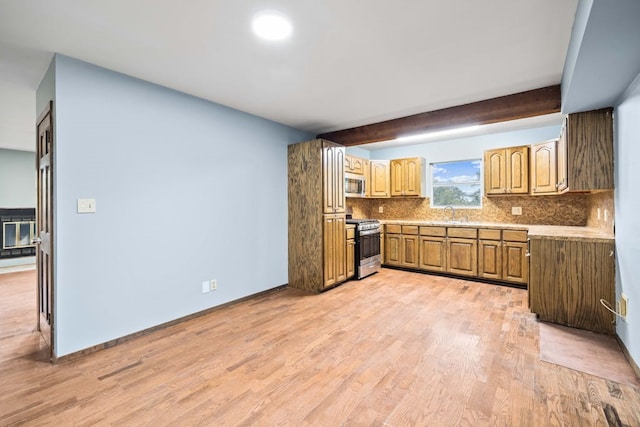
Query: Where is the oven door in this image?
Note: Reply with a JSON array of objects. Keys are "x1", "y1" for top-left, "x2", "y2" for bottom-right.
[{"x1": 359, "y1": 231, "x2": 380, "y2": 262}]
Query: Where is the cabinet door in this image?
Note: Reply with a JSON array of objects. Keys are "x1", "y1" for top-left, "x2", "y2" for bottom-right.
[
  {"x1": 502, "y1": 241, "x2": 528, "y2": 284},
  {"x1": 530, "y1": 140, "x2": 557, "y2": 194},
  {"x1": 419, "y1": 236, "x2": 446, "y2": 272},
  {"x1": 346, "y1": 239, "x2": 355, "y2": 279},
  {"x1": 506, "y1": 146, "x2": 529, "y2": 194},
  {"x1": 385, "y1": 234, "x2": 402, "y2": 266},
  {"x1": 370, "y1": 160, "x2": 390, "y2": 197},
  {"x1": 404, "y1": 158, "x2": 422, "y2": 196},
  {"x1": 566, "y1": 108, "x2": 614, "y2": 191},
  {"x1": 566, "y1": 241, "x2": 615, "y2": 334},
  {"x1": 322, "y1": 142, "x2": 345, "y2": 213},
  {"x1": 390, "y1": 159, "x2": 404, "y2": 196},
  {"x1": 484, "y1": 149, "x2": 506, "y2": 195},
  {"x1": 402, "y1": 235, "x2": 419, "y2": 268},
  {"x1": 528, "y1": 238, "x2": 569, "y2": 324},
  {"x1": 447, "y1": 238, "x2": 477, "y2": 277},
  {"x1": 478, "y1": 240, "x2": 502, "y2": 280},
  {"x1": 556, "y1": 118, "x2": 568, "y2": 192},
  {"x1": 363, "y1": 159, "x2": 371, "y2": 197},
  {"x1": 323, "y1": 214, "x2": 346, "y2": 288}
]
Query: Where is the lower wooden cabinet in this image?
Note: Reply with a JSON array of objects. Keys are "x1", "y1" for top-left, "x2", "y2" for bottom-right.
[
  {"x1": 384, "y1": 232, "x2": 418, "y2": 268},
  {"x1": 478, "y1": 239, "x2": 502, "y2": 281},
  {"x1": 419, "y1": 236, "x2": 447, "y2": 272},
  {"x1": 478, "y1": 229, "x2": 528, "y2": 285},
  {"x1": 346, "y1": 225, "x2": 355, "y2": 279},
  {"x1": 529, "y1": 237, "x2": 615, "y2": 334},
  {"x1": 385, "y1": 224, "x2": 528, "y2": 286},
  {"x1": 447, "y1": 238, "x2": 477, "y2": 277},
  {"x1": 323, "y1": 214, "x2": 346, "y2": 288}
]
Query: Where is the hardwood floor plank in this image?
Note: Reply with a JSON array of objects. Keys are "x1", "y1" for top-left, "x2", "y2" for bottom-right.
[{"x1": 1, "y1": 268, "x2": 639, "y2": 425}]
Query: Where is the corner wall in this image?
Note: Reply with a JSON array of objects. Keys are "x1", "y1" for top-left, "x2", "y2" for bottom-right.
[
  {"x1": 41, "y1": 55, "x2": 312, "y2": 356},
  {"x1": 614, "y1": 72, "x2": 640, "y2": 369}
]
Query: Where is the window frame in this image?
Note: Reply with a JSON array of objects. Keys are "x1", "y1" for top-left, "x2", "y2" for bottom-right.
[{"x1": 430, "y1": 159, "x2": 483, "y2": 209}]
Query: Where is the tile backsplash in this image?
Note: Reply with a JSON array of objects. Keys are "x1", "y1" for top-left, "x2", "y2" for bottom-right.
[{"x1": 347, "y1": 191, "x2": 613, "y2": 228}]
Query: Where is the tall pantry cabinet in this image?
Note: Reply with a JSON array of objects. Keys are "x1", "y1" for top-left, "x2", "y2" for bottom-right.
[{"x1": 289, "y1": 139, "x2": 347, "y2": 293}]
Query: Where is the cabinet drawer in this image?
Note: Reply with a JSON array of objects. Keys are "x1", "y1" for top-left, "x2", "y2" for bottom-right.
[
  {"x1": 386, "y1": 224, "x2": 402, "y2": 234},
  {"x1": 420, "y1": 226, "x2": 446, "y2": 237},
  {"x1": 478, "y1": 229, "x2": 501, "y2": 240},
  {"x1": 346, "y1": 226, "x2": 355, "y2": 240},
  {"x1": 402, "y1": 225, "x2": 419, "y2": 235},
  {"x1": 447, "y1": 227, "x2": 477, "y2": 239},
  {"x1": 503, "y1": 230, "x2": 528, "y2": 242}
]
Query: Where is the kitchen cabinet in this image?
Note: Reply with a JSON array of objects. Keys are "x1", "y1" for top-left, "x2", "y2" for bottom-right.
[
  {"x1": 530, "y1": 108, "x2": 613, "y2": 195},
  {"x1": 345, "y1": 154, "x2": 366, "y2": 175},
  {"x1": 529, "y1": 237, "x2": 615, "y2": 334},
  {"x1": 288, "y1": 139, "x2": 347, "y2": 293},
  {"x1": 530, "y1": 140, "x2": 557, "y2": 194},
  {"x1": 369, "y1": 160, "x2": 390, "y2": 198},
  {"x1": 478, "y1": 229, "x2": 529, "y2": 284},
  {"x1": 346, "y1": 224, "x2": 355, "y2": 280},
  {"x1": 484, "y1": 146, "x2": 529, "y2": 195},
  {"x1": 385, "y1": 230, "x2": 402, "y2": 266},
  {"x1": 478, "y1": 229, "x2": 502, "y2": 281},
  {"x1": 323, "y1": 141, "x2": 346, "y2": 214},
  {"x1": 384, "y1": 225, "x2": 418, "y2": 268},
  {"x1": 419, "y1": 226, "x2": 447, "y2": 272},
  {"x1": 390, "y1": 157, "x2": 425, "y2": 197},
  {"x1": 446, "y1": 227, "x2": 478, "y2": 277},
  {"x1": 323, "y1": 214, "x2": 347, "y2": 288},
  {"x1": 559, "y1": 108, "x2": 614, "y2": 192}
]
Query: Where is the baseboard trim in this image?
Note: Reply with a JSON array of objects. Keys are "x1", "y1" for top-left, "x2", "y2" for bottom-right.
[
  {"x1": 55, "y1": 284, "x2": 289, "y2": 364},
  {"x1": 616, "y1": 334, "x2": 640, "y2": 381}
]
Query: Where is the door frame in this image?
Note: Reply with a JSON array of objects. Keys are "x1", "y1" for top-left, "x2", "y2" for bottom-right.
[{"x1": 36, "y1": 101, "x2": 54, "y2": 361}]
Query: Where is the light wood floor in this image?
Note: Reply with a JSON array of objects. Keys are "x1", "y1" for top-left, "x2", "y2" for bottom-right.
[{"x1": 1, "y1": 269, "x2": 639, "y2": 425}]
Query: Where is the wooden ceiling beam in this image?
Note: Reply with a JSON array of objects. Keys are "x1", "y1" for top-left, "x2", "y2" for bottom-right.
[{"x1": 317, "y1": 85, "x2": 561, "y2": 146}]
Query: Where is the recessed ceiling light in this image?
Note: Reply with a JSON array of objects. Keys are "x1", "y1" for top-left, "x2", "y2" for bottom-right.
[{"x1": 252, "y1": 11, "x2": 293, "y2": 41}]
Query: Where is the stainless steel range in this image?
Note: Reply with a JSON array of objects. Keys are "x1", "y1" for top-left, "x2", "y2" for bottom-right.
[{"x1": 346, "y1": 219, "x2": 381, "y2": 279}]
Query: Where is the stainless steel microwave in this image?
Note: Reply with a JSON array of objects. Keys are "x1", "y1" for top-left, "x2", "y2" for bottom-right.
[{"x1": 345, "y1": 173, "x2": 366, "y2": 197}]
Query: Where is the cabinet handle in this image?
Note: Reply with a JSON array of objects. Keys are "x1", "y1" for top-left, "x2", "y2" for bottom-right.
[
  {"x1": 610, "y1": 250, "x2": 614, "y2": 257},
  {"x1": 525, "y1": 251, "x2": 531, "y2": 257}
]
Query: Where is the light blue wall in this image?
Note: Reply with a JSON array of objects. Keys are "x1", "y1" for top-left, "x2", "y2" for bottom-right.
[
  {"x1": 42, "y1": 55, "x2": 312, "y2": 356},
  {"x1": 349, "y1": 125, "x2": 560, "y2": 197},
  {"x1": 0, "y1": 148, "x2": 36, "y2": 208},
  {"x1": 614, "y1": 72, "x2": 640, "y2": 367}
]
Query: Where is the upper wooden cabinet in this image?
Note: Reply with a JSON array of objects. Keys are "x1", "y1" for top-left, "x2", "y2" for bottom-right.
[
  {"x1": 345, "y1": 154, "x2": 366, "y2": 175},
  {"x1": 530, "y1": 140, "x2": 558, "y2": 195},
  {"x1": 530, "y1": 108, "x2": 613, "y2": 195},
  {"x1": 390, "y1": 157, "x2": 425, "y2": 197},
  {"x1": 484, "y1": 146, "x2": 529, "y2": 195},
  {"x1": 369, "y1": 160, "x2": 390, "y2": 198},
  {"x1": 322, "y1": 141, "x2": 345, "y2": 214},
  {"x1": 561, "y1": 108, "x2": 614, "y2": 192}
]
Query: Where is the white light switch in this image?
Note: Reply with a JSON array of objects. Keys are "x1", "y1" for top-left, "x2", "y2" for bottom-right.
[
  {"x1": 511, "y1": 206, "x2": 522, "y2": 215},
  {"x1": 77, "y1": 198, "x2": 97, "y2": 214}
]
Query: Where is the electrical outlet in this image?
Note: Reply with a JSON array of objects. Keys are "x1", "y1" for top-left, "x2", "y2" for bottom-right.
[
  {"x1": 210, "y1": 280, "x2": 217, "y2": 291},
  {"x1": 201, "y1": 281, "x2": 210, "y2": 294},
  {"x1": 379, "y1": 206, "x2": 384, "y2": 213},
  {"x1": 511, "y1": 206, "x2": 522, "y2": 215},
  {"x1": 620, "y1": 293, "x2": 629, "y2": 320}
]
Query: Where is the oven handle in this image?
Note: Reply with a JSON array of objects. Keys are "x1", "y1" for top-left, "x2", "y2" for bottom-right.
[{"x1": 358, "y1": 229, "x2": 381, "y2": 236}]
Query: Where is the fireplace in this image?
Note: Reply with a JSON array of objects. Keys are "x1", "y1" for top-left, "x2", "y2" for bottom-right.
[{"x1": 0, "y1": 208, "x2": 36, "y2": 259}]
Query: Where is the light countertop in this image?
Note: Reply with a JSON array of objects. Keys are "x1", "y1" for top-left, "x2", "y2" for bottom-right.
[{"x1": 379, "y1": 220, "x2": 614, "y2": 242}]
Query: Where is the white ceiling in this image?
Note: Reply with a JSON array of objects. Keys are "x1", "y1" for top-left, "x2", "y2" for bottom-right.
[{"x1": 0, "y1": 0, "x2": 578, "y2": 152}]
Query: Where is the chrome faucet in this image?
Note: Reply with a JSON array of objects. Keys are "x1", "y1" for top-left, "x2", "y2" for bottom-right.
[{"x1": 443, "y1": 205, "x2": 456, "y2": 222}]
